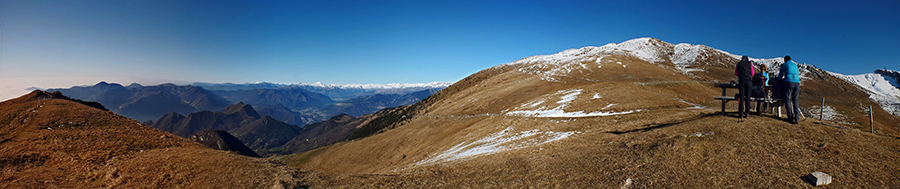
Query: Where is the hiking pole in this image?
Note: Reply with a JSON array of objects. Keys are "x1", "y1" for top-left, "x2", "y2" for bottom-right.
[
  {"x1": 799, "y1": 106, "x2": 807, "y2": 121},
  {"x1": 739, "y1": 97, "x2": 744, "y2": 122}
]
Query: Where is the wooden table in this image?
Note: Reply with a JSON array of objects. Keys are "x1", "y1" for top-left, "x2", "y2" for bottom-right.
[{"x1": 713, "y1": 82, "x2": 784, "y2": 115}]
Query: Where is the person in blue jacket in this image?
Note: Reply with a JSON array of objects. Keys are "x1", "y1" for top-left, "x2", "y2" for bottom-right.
[
  {"x1": 759, "y1": 64, "x2": 769, "y2": 91},
  {"x1": 753, "y1": 64, "x2": 770, "y2": 113},
  {"x1": 778, "y1": 55, "x2": 801, "y2": 124}
]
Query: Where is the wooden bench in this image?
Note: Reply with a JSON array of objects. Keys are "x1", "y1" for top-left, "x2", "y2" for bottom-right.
[{"x1": 713, "y1": 83, "x2": 787, "y2": 116}]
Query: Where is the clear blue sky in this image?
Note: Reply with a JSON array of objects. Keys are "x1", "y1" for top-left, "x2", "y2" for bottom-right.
[{"x1": 2, "y1": 0, "x2": 898, "y2": 86}]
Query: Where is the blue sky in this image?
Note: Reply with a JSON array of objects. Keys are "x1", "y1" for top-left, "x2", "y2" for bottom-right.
[{"x1": 2, "y1": 0, "x2": 898, "y2": 87}]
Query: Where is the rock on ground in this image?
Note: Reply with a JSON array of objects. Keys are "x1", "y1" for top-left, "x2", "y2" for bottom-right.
[{"x1": 806, "y1": 171, "x2": 832, "y2": 186}]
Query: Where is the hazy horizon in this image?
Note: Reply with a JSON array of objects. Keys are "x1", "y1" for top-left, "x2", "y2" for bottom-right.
[
  {"x1": 0, "y1": 77, "x2": 455, "y2": 101},
  {"x1": 2, "y1": 0, "x2": 899, "y2": 100}
]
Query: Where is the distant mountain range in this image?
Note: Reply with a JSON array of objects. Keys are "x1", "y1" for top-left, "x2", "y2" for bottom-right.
[
  {"x1": 148, "y1": 102, "x2": 304, "y2": 156},
  {"x1": 49, "y1": 82, "x2": 231, "y2": 122},
  {"x1": 48, "y1": 81, "x2": 448, "y2": 126},
  {"x1": 43, "y1": 81, "x2": 446, "y2": 156},
  {"x1": 148, "y1": 101, "x2": 404, "y2": 156},
  {"x1": 318, "y1": 88, "x2": 439, "y2": 117},
  {"x1": 192, "y1": 81, "x2": 452, "y2": 101}
]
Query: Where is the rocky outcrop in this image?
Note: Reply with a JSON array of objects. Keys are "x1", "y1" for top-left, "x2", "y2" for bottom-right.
[
  {"x1": 149, "y1": 102, "x2": 303, "y2": 156},
  {"x1": 15, "y1": 90, "x2": 109, "y2": 111},
  {"x1": 189, "y1": 129, "x2": 260, "y2": 157}
]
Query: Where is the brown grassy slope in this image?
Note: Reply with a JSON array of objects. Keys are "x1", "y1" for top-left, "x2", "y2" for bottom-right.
[
  {"x1": 283, "y1": 49, "x2": 900, "y2": 188},
  {"x1": 287, "y1": 54, "x2": 702, "y2": 174},
  {"x1": 281, "y1": 113, "x2": 373, "y2": 153},
  {"x1": 284, "y1": 106, "x2": 900, "y2": 188},
  {"x1": 0, "y1": 91, "x2": 346, "y2": 188},
  {"x1": 341, "y1": 112, "x2": 900, "y2": 188}
]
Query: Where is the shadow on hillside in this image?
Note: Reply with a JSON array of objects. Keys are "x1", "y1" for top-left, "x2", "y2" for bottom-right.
[
  {"x1": 608, "y1": 113, "x2": 718, "y2": 135},
  {"x1": 608, "y1": 110, "x2": 805, "y2": 135},
  {"x1": 724, "y1": 110, "x2": 797, "y2": 124}
]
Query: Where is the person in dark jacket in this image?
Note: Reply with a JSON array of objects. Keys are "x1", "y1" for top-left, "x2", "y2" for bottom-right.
[
  {"x1": 753, "y1": 64, "x2": 770, "y2": 113},
  {"x1": 778, "y1": 55, "x2": 801, "y2": 124},
  {"x1": 734, "y1": 56, "x2": 755, "y2": 119}
]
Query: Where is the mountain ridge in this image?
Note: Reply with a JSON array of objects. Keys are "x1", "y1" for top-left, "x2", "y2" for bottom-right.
[
  {"x1": 189, "y1": 129, "x2": 261, "y2": 157},
  {"x1": 148, "y1": 102, "x2": 304, "y2": 156},
  {"x1": 282, "y1": 37, "x2": 900, "y2": 188},
  {"x1": 829, "y1": 68, "x2": 900, "y2": 116},
  {"x1": 49, "y1": 82, "x2": 444, "y2": 126},
  {"x1": 48, "y1": 82, "x2": 231, "y2": 122},
  {"x1": 0, "y1": 90, "x2": 323, "y2": 188},
  {"x1": 193, "y1": 81, "x2": 451, "y2": 101}
]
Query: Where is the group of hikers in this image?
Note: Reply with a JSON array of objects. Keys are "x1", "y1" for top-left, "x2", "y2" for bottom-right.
[{"x1": 734, "y1": 55, "x2": 801, "y2": 124}]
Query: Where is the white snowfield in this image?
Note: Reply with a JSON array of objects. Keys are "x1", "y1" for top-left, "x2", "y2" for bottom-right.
[
  {"x1": 505, "y1": 89, "x2": 642, "y2": 117},
  {"x1": 829, "y1": 71, "x2": 900, "y2": 116},
  {"x1": 415, "y1": 126, "x2": 576, "y2": 166}
]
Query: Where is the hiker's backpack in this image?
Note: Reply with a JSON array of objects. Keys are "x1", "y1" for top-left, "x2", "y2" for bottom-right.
[
  {"x1": 770, "y1": 77, "x2": 784, "y2": 99},
  {"x1": 751, "y1": 73, "x2": 767, "y2": 98},
  {"x1": 767, "y1": 74, "x2": 779, "y2": 86}
]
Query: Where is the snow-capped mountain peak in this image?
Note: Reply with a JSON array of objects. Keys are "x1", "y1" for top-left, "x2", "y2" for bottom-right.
[
  {"x1": 830, "y1": 69, "x2": 900, "y2": 116},
  {"x1": 597, "y1": 37, "x2": 674, "y2": 63},
  {"x1": 500, "y1": 37, "x2": 832, "y2": 83},
  {"x1": 502, "y1": 37, "x2": 779, "y2": 81},
  {"x1": 498, "y1": 37, "x2": 898, "y2": 117}
]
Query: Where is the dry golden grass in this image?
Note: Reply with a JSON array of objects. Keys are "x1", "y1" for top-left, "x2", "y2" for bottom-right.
[
  {"x1": 285, "y1": 54, "x2": 900, "y2": 188},
  {"x1": 0, "y1": 91, "x2": 358, "y2": 188},
  {"x1": 4, "y1": 46, "x2": 899, "y2": 188},
  {"x1": 289, "y1": 109, "x2": 900, "y2": 188}
]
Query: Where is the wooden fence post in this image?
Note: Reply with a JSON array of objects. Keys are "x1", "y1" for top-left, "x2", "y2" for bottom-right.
[
  {"x1": 870, "y1": 105, "x2": 874, "y2": 134},
  {"x1": 820, "y1": 98, "x2": 824, "y2": 121}
]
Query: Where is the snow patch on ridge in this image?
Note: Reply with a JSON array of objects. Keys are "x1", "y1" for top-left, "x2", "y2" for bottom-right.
[
  {"x1": 829, "y1": 71, "x2": 900, "y2": 116},
  {"x1": 597, "y1": 37, "x2": 672, "y2": 63},
  {"x1": 501, "y1": 38, "x2": 755, "y2": 81},
  {"x1": 556, "y1": 89, "x2": 581, "y2": 104},
  {"x1": 507, "y1": 49, "x2": 608, "y2": 82},
  {"x1": 670, "y1": 43, "x2": 724, "y2": 73},
  {"x1": 807, "y1": 105, "x2": 857, "y2": 125},
  {"x1": 415, "y1": 126, "x2": 576, "y2": 166},
  {"x1": 676, "y1": 98, "x2": 707, "y2": 109},
  {"x1": 502, "y1": 37, "x2": 678, "y2": 82},
  {"x1": 505, "y1": 89, "x2": 642, "y2": 117},
  {"x1": 498, "y1": 37, "x2": 823, "y2": 85},
  {"x1": 507, "y1": 107, "x2": 641, "y2": 118},
  {"x1": 601, "y1": 103, "x2": 616, "y2": 110}
]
